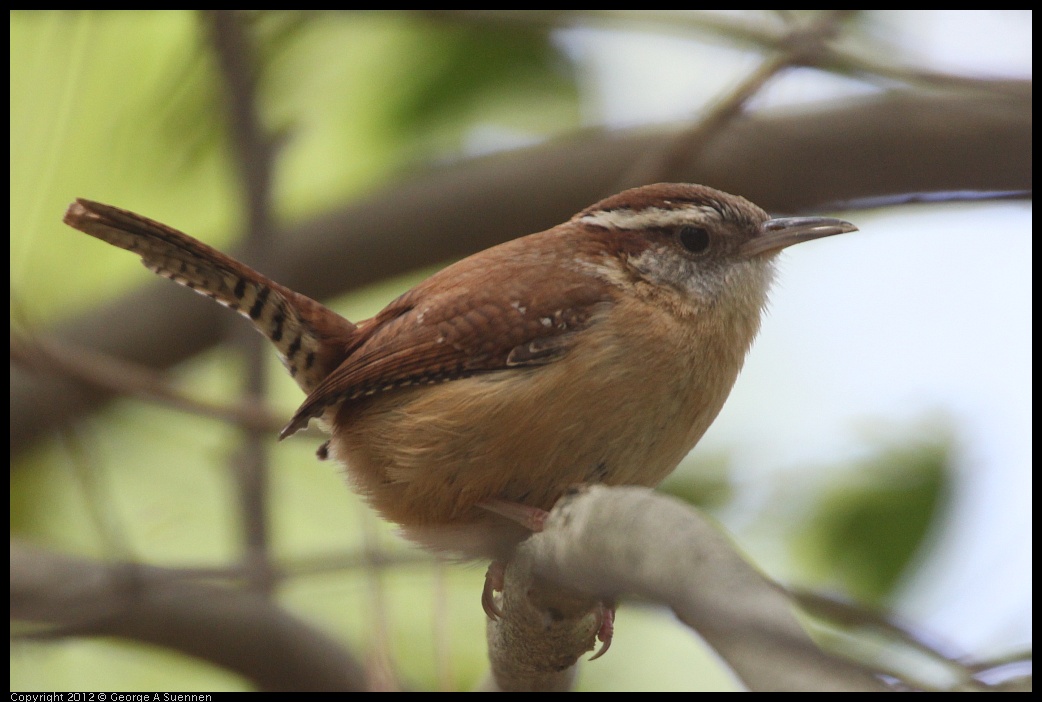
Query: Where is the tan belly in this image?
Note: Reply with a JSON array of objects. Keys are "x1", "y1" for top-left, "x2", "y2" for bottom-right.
[{"x1": 327, "y1": 309, "x2": 744, "y2": 558}]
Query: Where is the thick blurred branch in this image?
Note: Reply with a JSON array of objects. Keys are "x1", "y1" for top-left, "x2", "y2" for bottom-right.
[
  {"x1": 11, "y1": 85, "x2": 1031, "y2": 456},
  {"x1": 482, "y1": 486, "x2": 891, "y2": 691},
  {"x1": 10, "y1": 540, "x2": 367, "y2": 691}
]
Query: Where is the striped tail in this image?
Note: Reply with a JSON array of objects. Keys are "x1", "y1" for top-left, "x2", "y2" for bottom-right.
[{"x1": 63, "y1": 199, "x2": 355, "y2": 394}]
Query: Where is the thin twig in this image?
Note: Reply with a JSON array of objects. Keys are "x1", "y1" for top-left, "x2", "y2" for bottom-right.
[
  {"x1": 10, "y1": 333, "x2": 285, "y2": 434},
  {"x1": 620, "y1": 10, "x2": 857, "y2": 188},
  {"x1": 430, "y1": 10, "x2": 1026, "y2": 97},
  {"x1": 203, "y1": 10, "x2": 280, "y2": 594}
]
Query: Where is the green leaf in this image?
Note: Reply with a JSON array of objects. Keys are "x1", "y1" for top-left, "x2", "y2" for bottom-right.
[{"x1": 794, "y1": 434, "x2": 952, "y2": 604}]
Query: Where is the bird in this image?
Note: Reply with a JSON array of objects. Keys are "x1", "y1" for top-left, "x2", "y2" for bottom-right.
[{"x1": 64, "y1": 183, "x2": 855, "y2": 644}]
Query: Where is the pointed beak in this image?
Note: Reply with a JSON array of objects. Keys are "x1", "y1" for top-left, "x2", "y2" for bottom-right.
[{"x1": 742, "y1": 216, "x2": 858, "y2": 257}]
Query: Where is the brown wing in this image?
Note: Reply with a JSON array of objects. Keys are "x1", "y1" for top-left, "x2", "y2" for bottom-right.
[{"x1": 279, "y1": 239, "x2": 616, "y2": 439}]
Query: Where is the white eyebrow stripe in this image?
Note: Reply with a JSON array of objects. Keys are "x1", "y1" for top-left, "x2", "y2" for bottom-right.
[{"x1": 578, "y1": 205, "x2": 721, "y2": 230}]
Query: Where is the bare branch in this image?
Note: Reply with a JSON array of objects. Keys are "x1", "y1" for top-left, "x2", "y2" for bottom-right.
[
  {"x1": 496, "y1": 486, "x2": 891, "y2": 691},
  {"x1": 482, "y1": 555, "x2": 593, "y2": 691},
  {"x1": 622, "y1": 10, "x2": 858, "y2": 187},
  {"x1": 10, "y1": 333, "x2": 284, "y2": 434},
  {"x1": 10, "y1": 541, "x2": 368, "y2": 692},
  {"x1": 430, "y1": 10, "x2": 1027, "y2": 96},
  {"x1": 203, "y1": 10, "x2": 280, "y2": 593}
]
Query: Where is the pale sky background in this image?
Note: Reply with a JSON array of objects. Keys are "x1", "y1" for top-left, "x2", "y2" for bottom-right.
[{"x1": 557, "y1": 10, "x2": 1032, "y2": 657}]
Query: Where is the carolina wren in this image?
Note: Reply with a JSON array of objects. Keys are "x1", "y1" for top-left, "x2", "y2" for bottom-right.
[{"x1": 63, "y1": 184, "x2": 856, "y2": 559}]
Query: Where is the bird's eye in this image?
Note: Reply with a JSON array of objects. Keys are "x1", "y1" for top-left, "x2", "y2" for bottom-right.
[{"x1": 677, "y1": 226, "x2": 710, "y2": 254}]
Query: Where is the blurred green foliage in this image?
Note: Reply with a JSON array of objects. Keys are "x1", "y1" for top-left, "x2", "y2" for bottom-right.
[
  {"x1": 11, "y1": 11, "x2": 584, "y2": 691},
  {"x1": 10, "y1": 11, "x2": 581, "y2": 321},
  {"x1": 794, "y1": 432, "x2": 952, "y2": 604}
]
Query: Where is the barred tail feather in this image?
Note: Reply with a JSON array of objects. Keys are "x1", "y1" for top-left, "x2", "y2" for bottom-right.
[{"x1": 63, "y1": 199, "x2": 354, "y2": 393}]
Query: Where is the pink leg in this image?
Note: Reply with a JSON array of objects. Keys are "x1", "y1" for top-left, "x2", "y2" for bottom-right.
[{"x1": 477, "y1": 499, "x2": 549, "y2": 532}]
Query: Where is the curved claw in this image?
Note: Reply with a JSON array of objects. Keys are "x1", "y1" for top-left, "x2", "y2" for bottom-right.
[
  {"x1": 589, "y1": 602, "x2": 615, "y2": 661},
  {"x1": 482, "y1": 561, "x2": 505, "y2": 620}
]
